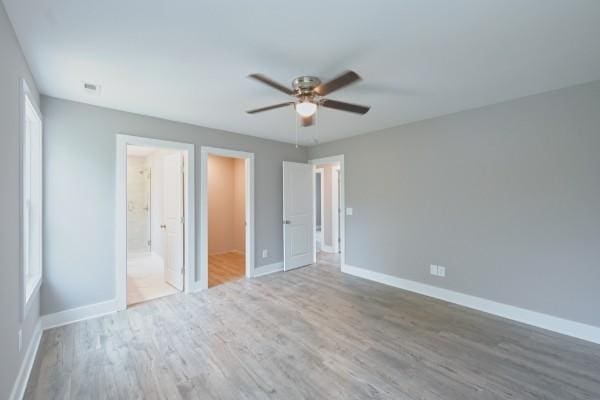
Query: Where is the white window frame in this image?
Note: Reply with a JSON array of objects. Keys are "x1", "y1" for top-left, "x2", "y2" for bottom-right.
[{"x1": 21, "y1": 78, "x2": 43, "y2": 316}]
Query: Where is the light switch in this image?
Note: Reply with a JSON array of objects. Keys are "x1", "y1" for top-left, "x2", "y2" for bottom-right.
[{"x1": 346, "y1": 207, "x2": 353, "y2": 215}]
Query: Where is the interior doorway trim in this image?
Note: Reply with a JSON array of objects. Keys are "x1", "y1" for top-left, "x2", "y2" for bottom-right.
[
  {"x1": 115, "y1": 134, "x2": 196, "y2": 311},
  {"x1": 200, "y1": 146, "x2": 255, "y2": 290},
  {"x1": 314, "y1": 167, "x2": 325, "y2": 253},
  {"x1": 309, "y1": 155, "x2": 345, "y2": 267},
  {"x1": 331, "y1": 165, "x2": 341, "y2": 254}
]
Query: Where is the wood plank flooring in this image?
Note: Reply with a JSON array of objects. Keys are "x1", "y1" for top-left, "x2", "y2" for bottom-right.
[
  {"x1": 25, "y1": 261, "x2": 600, "y2": 399},
  {"x1": 316, "y1": 251, "x2": 340, "y2": 266},
  {"x1": 208, "y1": 251, "x2": 245, "y2": 288}
]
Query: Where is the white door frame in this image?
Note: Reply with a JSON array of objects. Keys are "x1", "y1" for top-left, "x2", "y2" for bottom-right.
[
  {"x1": 116, "y1": 134, "x2": 196, "y2": 311},
  {"x1": 314, "y1": 167, "x2": 325, "y2": 250},
  {"x1": 200, "y1": 146, "x2": 255, "y2": 289},
  {"x1": 309, "y1": 155, "x2": 345, "y2": 267},
  {"x1": 331, "y1": 165, "x2": 341, "y2": 254}
]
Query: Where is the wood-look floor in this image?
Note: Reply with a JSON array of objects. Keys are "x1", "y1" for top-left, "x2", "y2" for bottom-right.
[
  {"x1": 208, "y1": 251, "x2": 245, "y2": 288},
  {"x1": 316, "y1": 251, "x2": 341, "y2": 266},
  {"x1": 25, "y1": 261, "x2": 600, "y2": 399}
]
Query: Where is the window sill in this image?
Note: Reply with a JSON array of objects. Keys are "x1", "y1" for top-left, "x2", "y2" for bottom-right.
[{"x1": 23, "y1": 275, "x2": 41, "y2": 317}]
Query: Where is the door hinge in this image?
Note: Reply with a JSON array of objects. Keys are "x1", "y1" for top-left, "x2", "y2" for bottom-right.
[
  {"x1": 147, "y1": 240, "x2": 152, "y2": 246},
  {"x1": 180, "y1": 216, "x2": 184, "y2": 224}
]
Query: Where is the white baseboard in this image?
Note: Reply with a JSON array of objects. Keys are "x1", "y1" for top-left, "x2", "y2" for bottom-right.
[
  {"x1": 9, "y1": 320, "x2": 43, "y2": 400},
  {"x1": 342, "y1": 264, "x2": 600, "y2": 345},
  {"x1": 253, "y1": 262, "x2": 283, "y2": 277},
  {"x1": 42, "y1": 299, "x2": 119, "y2": 330}
]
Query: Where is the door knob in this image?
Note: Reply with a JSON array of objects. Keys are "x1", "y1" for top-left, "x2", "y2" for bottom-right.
[
  {"x1": 160, "y1": 224, "x2": 166, "y2": 229},
  {"x1": 283, "y1": 220, "x2": 291, "y2": 225}
]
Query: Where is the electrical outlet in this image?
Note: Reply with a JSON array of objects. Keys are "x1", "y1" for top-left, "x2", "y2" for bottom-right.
[
  {"x1": 262, "y1": 249, "x2": 268, "y2": 258},
  {"x1": 430, "y1": 265, "x2": 446, "y2": 277},
  {"x1": 18, "y1": 329, "x2": 22, "y2": 352}
]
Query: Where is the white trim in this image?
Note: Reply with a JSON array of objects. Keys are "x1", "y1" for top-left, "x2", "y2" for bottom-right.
[
  {"x1": 201, "y1": 146, "x2": 255, "y2": 290},
  {"x1": 314, "y1": 167, "x2": 325, "y2": 249},
  {"x1": 309, "y1": 155, "x2": 345, "y2": 267},
  {"x1": 331, "y1": 166, "x2": 340, "y2": 254},
  {"x1": 20, "y1": 78, "x2": 44, "y2": 320},
  {"x1": 19, "y1": 78, "x2": 42, "y2": 117},
  {"x1": 253, "y1": 262, "x2": 284, "y2": 277},
  {"x1": 22, "y1": 279, "x2": 41, "y2": 318},
  {"x1": 41, "y1": 299, "x2": 119, "y2": 330},
  {"x1": 342, "y1": 264, "x2": 600, "y2": 345},
  {"x1": 8, "y1": 320, "x2": 42, "y2": 400},
  {"x1": 116, "y1": 134, "x2": 196, "y2": 311}
]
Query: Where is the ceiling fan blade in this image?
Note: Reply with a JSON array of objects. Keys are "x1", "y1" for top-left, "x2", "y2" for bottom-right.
[
  {"x1": 248, "y1": 74, "x2": 294, "y2": 95},
  {"x1": 302, "y1": 115, "x2": 314, "y2": 127},
  {"x1": 314, "y1": 70, "x2": 361, "y2": 96},
  {"x1": 320, "y1": 99, "x2": 370, "y2": 114},
  {"x1": 246, "y1": 102, "x2": 294, "y2": 114}
]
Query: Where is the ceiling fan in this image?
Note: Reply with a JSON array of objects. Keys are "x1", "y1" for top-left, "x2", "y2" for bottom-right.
[{"x1": 246, "y1": 70, "x2": 370, "y2": 126}]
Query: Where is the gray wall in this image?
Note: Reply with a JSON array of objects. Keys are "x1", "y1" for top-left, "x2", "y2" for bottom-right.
[
  {"x1": 309, "y1": 81, "x2": 600, "y2": 327},
  {"x1": 41, "y1": 96, "x2": 307, "y2": 315},
  {"x1": 0, "y1": 3, "x2": 41, "y2": 399}
]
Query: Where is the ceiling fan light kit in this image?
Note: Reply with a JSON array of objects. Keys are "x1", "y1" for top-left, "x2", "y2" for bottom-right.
[
  {"x1": 246, "y1": 70, "x2": 370, "y2": 123},
  {"x1": 295, "y1": 100, "x2": 317, "y2": 117}
]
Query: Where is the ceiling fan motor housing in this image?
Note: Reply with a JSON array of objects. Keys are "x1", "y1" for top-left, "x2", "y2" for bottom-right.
[{"x1": 292, "y1": 76, "x2": 321, "y2": 97}]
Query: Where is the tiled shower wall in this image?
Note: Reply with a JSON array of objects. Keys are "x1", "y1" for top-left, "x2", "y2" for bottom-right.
[{"x1": 127, "y1": 155, "x2": 151, "y2": 253}]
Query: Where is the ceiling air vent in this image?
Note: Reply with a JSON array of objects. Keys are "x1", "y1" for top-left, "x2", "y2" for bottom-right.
[{"x1": 82, "y1": 81, "x2": 101, "y2": 96}]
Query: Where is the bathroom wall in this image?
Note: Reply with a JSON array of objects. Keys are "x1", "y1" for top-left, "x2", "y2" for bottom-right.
[{"x1": 126, "y1": 155, "x2": 151, "y2": 254}]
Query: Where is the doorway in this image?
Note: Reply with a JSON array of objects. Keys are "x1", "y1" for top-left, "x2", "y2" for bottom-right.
[
  {"x1": 310, "y1": 155, "x2": 345, "y2": 268},
  {"x1": 126, "y1": 146, "x2": 186, "y2": 305},
  {"x1": 201, "y1": 147, "x2": 255, "y2": 290},
  {"x1": 207, "y1": 155, "x2": 245, "y2": 287},
  {"x1": 116, "y1": 135, "x2": 196, "y2": 311}
]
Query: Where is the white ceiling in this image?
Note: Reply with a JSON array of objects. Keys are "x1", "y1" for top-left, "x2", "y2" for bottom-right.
[{"x1": 4, "y1": 0, "x2": 600, "y2": 145}]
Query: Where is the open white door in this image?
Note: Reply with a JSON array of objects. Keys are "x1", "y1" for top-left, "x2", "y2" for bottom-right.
[
  {"x1": 283, "y1": 161, "x2": 314, "y2": 270},
  {"x1": 163, "y1": 153, "x2": 184, "y2": 290}
]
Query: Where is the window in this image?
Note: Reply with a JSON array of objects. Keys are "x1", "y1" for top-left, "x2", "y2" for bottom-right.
[{"x1": 22, "y1": 79, "x2": 43, "y2": 312}]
